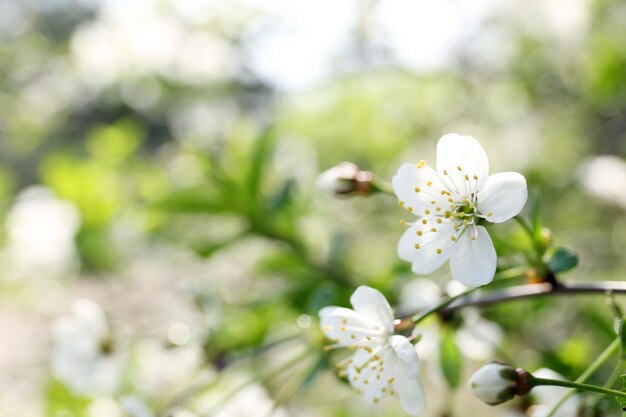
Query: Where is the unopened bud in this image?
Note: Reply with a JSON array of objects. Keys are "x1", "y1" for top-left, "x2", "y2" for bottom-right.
[
  {"x1": 539, "y1": 227, "x2": 553, "y2": 247},
  {"x1": 469, "y1": 362, "x2": 531, "y2": 405},
  {"x1": 316, "y1": 162, "x2": 373, "y2": 196}
]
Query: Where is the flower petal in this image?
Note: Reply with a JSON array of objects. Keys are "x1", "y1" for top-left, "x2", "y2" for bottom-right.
[
  {"x1": 450, "y1": 226, "x2": 496, "y2": 287},
  {"x1": 350, "y1": 286, "x2": 395, "y2": 334},
  {"x1": 468, "y1": 362, "x2": 517, "y2": 405},
  {"x1": 397, "y1": 223, "x2": 454, "y2": 274},
  {"x1": 436, "y1": 134, "x2": 489, "y2": 199},
  {"x1": 319, "y1": 306, "x2": 385, "y2": 346},
  {"x1": 477, "y1": 172, "x2": 527, "y2": 223},
  {"x1": 347, "y1": 347, "x2": 396, "y2": 404},
  {"x1": 392, "y1": 354, "x2": 426, "y2": 415},
  {"x1": 392, "y1": 163, "x2": 451, "y2": 215},
  {"x1": 389, "y1": 335, "x2": 420, "y2": 379}
]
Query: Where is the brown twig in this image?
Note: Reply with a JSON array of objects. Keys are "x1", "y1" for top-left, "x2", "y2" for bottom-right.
[{"x1": 397, "y1": 280, "x2": 626, "y2": 330}]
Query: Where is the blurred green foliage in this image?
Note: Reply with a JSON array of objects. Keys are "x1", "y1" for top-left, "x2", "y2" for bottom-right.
[{"x1": 0, "y1": 0, "x2": 625, "y2": 416}]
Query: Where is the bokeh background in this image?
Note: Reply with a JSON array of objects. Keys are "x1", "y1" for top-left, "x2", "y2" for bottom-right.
[{"x1": 1, "y1": 0, "x2": 626, "y2": 416}]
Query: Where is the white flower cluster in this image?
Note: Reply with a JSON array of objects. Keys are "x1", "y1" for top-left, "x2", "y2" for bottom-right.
[{"x1": 319, "y1": 134, "x2": 528, "y2": 415}]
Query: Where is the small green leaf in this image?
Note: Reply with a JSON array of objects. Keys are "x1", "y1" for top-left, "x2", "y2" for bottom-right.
[
  {"x1": 45, "y1": 377, "x2": 89, "y2": 417},
  {"x1": 245, "y1": 127, "x2": 275, "y2": 202},
  {"x1": 270, "y1": 179, "x2": 296, "y2": 211},
  {"x1": 153, "y1": 189, "x2": 228, "y2": 213},
  {"x1": 300, "y1": 354, "x2": 330, "y2": 390},
  {"x1": 529, "y1": 187, "x2": 543, "y2": 236},
  {"x1": 306, "y1": 283, "x2": 339, "y2": 315},
  {"x1": 193, "y1": 232, "x2": 248, "y2": 258},
  {"x1": 440, "y1": 327, "x2": 463, "y2": 389},
  {"x1": 547, "y1": 247, "x2": 579, "y2": 273}
]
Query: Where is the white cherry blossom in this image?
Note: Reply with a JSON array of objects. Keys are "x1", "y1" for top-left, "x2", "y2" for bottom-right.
[
  {"x1": 392, "y1": 134, "x2": 527, "y2": 286},
  {"x1": 319, "y1": 286, "x2": 425, "y2": 415},
  {"x1": 51, "y1": 299, "x2": 123, "y2": 395}
]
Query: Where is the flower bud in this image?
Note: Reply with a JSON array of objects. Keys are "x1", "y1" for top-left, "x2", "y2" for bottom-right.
[
  {"x1": 468, "y1": 362, "x2": 531, "y2": 405},
  {"x1": 316, "y1": 162, "x2": 373, "y2": 196}
]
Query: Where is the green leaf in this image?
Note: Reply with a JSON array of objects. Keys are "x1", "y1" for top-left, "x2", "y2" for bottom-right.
[
  {"x1": 45, "y1": 377, "x2": 90, "y2": 417},
  {"x1": 440, "y1": 327, "x2": 463, "y2": 389},
  {"x1": 529, "y1": 187, "x2": 543, "y2": 234},
  {"x1": 270, "y1": 179, "x2": 296, "y2": 211},
  {"x1": 300, "y1": 354, "x2": 330, "y2": 391},
  {"x1": 306, "y1": 283, "x2": 339, "y2": 315},
  {"x1": 86, "y1": 118, "x2": 143, "y2": 162},
  {"x1": 245, "y1": 127, "x2": 275, "y2": 202},
  {"x1": 193, "y1": 232, "x2": 249, "y2": 258},
  {"x1": 327, "y1": 232, "x2": 350, "y2": 269},
  {"x1": 153, "y1": 189, "x2": 228, "y2": 213},
  {"x1": 547, "y1": 247, "x2": 579, "y2": 273}
]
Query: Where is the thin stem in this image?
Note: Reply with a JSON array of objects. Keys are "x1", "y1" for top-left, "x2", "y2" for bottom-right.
[
  {"x1": 589, "y1": 352, "x2": 626, "y2": 412},
  {"x1": 371, "y1": 176, "x2": 394, "y2": 195},
  {"x1": 162, "y1": 332, "x2": 302, "y2": 412},
  {"x1": 513, "y1": 215, "x2": 547, "y2": 270},
  {"x1": 532, "y1": 376, "x2": 626, "y2": 399},
  {"x1": 494, "y1": 266, "x2": 528, "y2": 281},
  {"x1": 196, "y1": 349, "x2": 312, "y2": 417},
  {"x1": 514, "y1": 215, "x2": 535, "y2": 240},
  {"x1": 544, "y1": 338, "x2": 621, "y2": 417}
]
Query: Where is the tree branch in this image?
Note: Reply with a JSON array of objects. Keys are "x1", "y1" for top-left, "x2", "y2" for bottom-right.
[
  {"x1": 397, "y1": 280, "x2": 626, "y2": 329},
  {"x1": 444, "y1": 280, "x2": 626, "y2": 314}
]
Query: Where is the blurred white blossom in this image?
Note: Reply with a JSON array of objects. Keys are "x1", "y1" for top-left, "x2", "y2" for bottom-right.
[
  {"x1": 71, "y1": 0, "x2": 238, "y2": 89},
  {"x1": 213, "y1": 382, "x2": 289, "y2": 417},
  {"x1": 121, "y1": 395, "x2": 156, "y2": 417},
  {"x1": 133, "y1": 339, "x2": 202, "y2": 397},
  {"x1": 51, "y1": 299, "x2": 123, "y2": 395},
  {"x1": 528, "y1": 368, "x2": 580, "y2": 417},
  {"x1": 191, "y1": 372, "x2": 289, "y2": 417},
  {"x1": 2, "y1": 186, "x2": 80, "y2": 281},
  {"x1": 400, "y1": 279, "x2": 502, "y2": 361},
  {"x1": 86, "y1": 397, "x2": 125, "y2": 417},
  {"x1": 578, "y1": 155, "x2": 626, "y2": 210}
]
